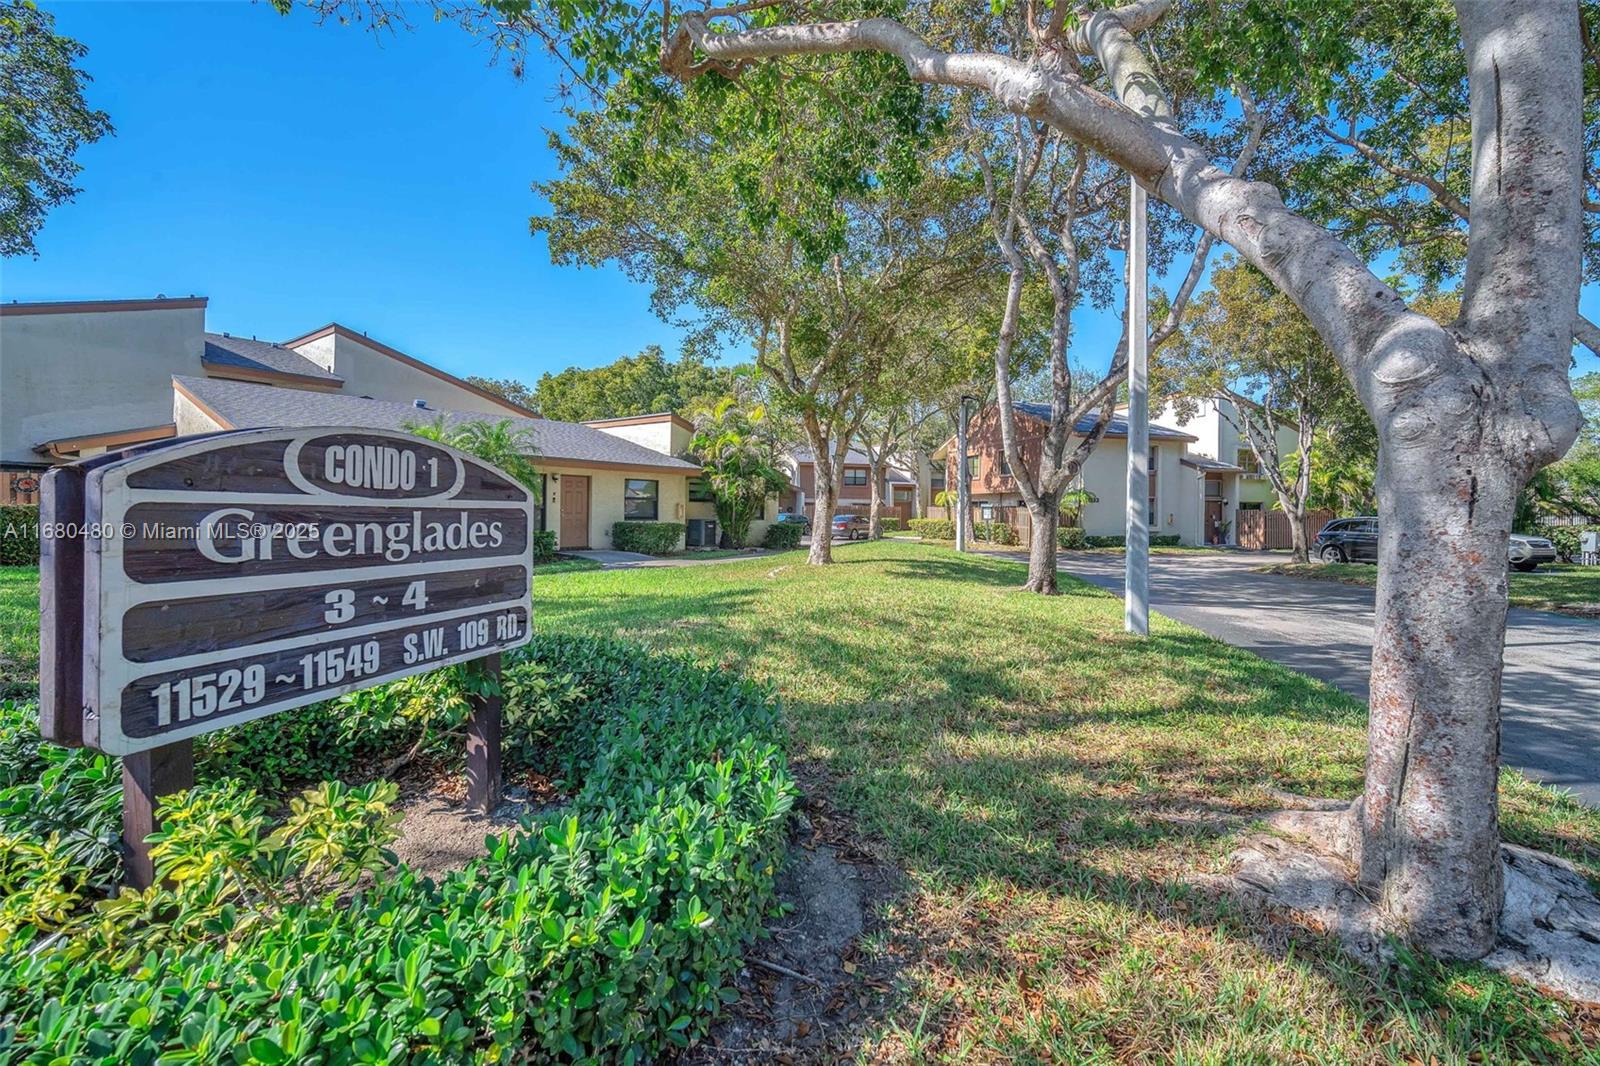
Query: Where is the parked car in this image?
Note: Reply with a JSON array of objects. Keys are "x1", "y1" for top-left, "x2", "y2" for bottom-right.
[
  {"x1": 831, "y1": 513, "x2": 869, "y2": 540},
  {"x1": 1314, "y1": 517, "x2": 1559, "y2": 571},
  {"x1": 774, "y1": 511, "x2": 811, "y2": 534}
]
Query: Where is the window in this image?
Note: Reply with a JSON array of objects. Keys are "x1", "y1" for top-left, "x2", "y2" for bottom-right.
[
  {"x1": 1204, "y1": 479, "x2": 1223, "y2": 499},
  {"x1": 966, "y1": 455, "x2": 980, "y2": 477},
  {"x1": 998, "y1": 452, "x2": 1012, "y2": 477},
  {"x1": 1148, "y1": 444, "x2": 1159, "y2": 473},
  {"x1": 843, "y1": 467, "x2": 868, "y2": 487},
  {"x1": 931, "y1": 467, "x2": 947, "y2": 491},
  {"x1": 623, "y1": 479, "x2": 659, "y2": 520},
  {"x1": 688, "y1": 477, "x2": 714, "y2": 502},
  {"x1": 1237, "y1": 448, "x2": 1262, "y2": 475}
]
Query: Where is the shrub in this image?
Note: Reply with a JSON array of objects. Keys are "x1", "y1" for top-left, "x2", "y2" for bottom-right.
[
  {"x1": 1084, "y1": 534, "x2": 1182, "y2": 548},
  {"x1": 1057, "y1": 526, "x2": 1087, "y2": 550},
  {"x1": 0, "y1": 636, "x2": 795, "y2": 1063},
  {"x1": 531, "y1": 529, "x2": 558, "y2": 562},
  {"x1": 972, "y1": 521, "x2": 1018, "y2": 545},
  {"x1": 762, "y1": 521, "x2": 803, "y2": 550},
  {"x1": 1, "y1": 506, "x2": 39, "y2": 567},
  {"x1": 611, "y1": 520, "x2": 685, "y2": 554},
  {"x1": 880, "y1": 517, "x2": 902, "y2": 532},
  {"x1": 907, "y1": 517, "x2": 955, "y2": 540},
  {"x1": 1548, "y1": 524, "x2": 1600, "y2": 561}
]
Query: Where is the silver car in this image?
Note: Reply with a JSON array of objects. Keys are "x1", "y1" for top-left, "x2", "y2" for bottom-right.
[{"x1": 1509, "y1": 533, "x2": 1558, "y2": 572}]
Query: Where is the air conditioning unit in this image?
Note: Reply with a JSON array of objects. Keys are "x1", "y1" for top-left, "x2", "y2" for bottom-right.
[{"x1": 686, "y1": 519, "x2": 718, "y2": 548}]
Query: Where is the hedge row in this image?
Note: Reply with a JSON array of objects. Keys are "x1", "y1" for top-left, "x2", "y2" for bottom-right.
[
  {"x1": 0, "y1": 635, "x2": 796, "y2": 1063},
  {"x1": 1548, "y1": 524, "x2": 1600, "y2": 560},
  {"x1": 762, "y1": 521, "x2": 803, "y2": 549},
  {"x1": 1058, "y1": 526, "x2": 1088, "y2": 550},
  {"x1": 1084, "y1": 533, "x2": 1182, "y2": 548},
  {"x1": 907, "y1": 518, "x2": 954, "y2": 539},
  {"x1": 1, "y1": 506, "x2": 39, "y2": 567},
  {"x1": 880, "y1": 517, "x2": 902, "y2": 532},
  {"x1": 531, "y1": 529, "x2": 557, "y2": 562},
  {"x1": 610, "y1": 521, "x2": 685, "y2": 554}
]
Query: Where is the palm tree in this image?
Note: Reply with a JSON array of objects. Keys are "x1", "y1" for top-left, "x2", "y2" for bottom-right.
[{"x1": 402, "y1": 416, "x2": 540, "y2": 491}]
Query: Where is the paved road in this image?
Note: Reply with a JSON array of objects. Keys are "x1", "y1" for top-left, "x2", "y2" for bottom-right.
[{"x1": 1055, "y1": 551, "x2": 1600, "y2": 806}]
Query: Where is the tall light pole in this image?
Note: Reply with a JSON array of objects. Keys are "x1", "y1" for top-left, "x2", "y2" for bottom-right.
[
  {"x1": 1124, "y1": 179, "x2": 1150, "y2": 636},
  {"x1": 956, "y1": 394, "x2": 974, "y2": 552}
]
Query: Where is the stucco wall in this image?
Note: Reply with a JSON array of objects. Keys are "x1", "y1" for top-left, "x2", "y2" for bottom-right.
[
  {"x1": 174, "y1": 388, "x2": 227, "y2": 436},
  {"x1": 1, "y1": 305, "x2": 206, "y2": 464},
  {"x1": 292, "y1": 332, "x2": 523, "y2": 417},
  {"x1": 590, "y1": 419, "x2": 695, "y2": 458},
  {"x1": 539, "y1": 465, "x2": 692, "y2": 552}
]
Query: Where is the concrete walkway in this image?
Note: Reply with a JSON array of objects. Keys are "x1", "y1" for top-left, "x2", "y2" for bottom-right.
[{"x1": 1052, "y1": 550, "x2": 1600, "y2": 807}]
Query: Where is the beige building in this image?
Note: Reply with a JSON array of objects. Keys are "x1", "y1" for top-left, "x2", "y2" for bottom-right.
[{"x1": 1, "y1": 296, "x2": 707, "y2": 552}]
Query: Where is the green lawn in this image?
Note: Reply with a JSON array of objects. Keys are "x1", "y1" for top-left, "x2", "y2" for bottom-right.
[
  {"x1": 533, "y1": 541, "x2": 1600, "y2": 1060},
  {"x1": 6, "y1": 546, "x2": 1598, "y2": 1056},
  {"x1": 1258, "y1": 560, "x2": 1600, "y2": 617},
  {"x1": 0, "y1": 566, "x2": 38, "y2": 695}
]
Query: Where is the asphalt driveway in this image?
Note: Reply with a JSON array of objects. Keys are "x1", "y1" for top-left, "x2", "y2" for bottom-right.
[{"x1": 1055, "y1": 550, "x2": 1600, "y2": 806}]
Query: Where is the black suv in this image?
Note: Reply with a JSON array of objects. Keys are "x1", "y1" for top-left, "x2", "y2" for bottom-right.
[
  {"x1": 1314, "y1": 517, "x2": 1379, "y2": 563},
  {"x1": 1314, "y1": 518, "x2": 1560, "y2": 571}
]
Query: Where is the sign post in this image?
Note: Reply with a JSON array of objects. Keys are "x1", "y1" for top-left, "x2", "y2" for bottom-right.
[{"x1": 41, "y1": 427, "x2": 535, "y2": 887}]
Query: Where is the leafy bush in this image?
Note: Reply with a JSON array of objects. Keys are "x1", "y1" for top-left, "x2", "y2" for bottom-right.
[
  {"x1": 0, "y1": 636, "x2": 795, "y2": 1063},
  {"x1": 762, "y1": 521, "x2": 803, "y2": 550},
  {"x1": 880, "y1": 517, "x2": 902, "y2": 532},
  {"x1": 907, "y1": 518, "x2": 955, "y2": 539},
  {"x1": 0, "y1": 506, "x2": 39, "y2": 567},
  {"x1": 1057, "y1": 526, "x2": 1088, "y2": 550},
  {"x1": 611, "y1": 520, "x2": 686, "y2": 554},
  {"x1": 1084, "y1": 534, "x2": 1182, "y2": 548},
  {"x1": 972, "y1": 521, "x2": 1017, "y2": 545},
  {"x1": 532, "y1": 529, "x2": 558, "y2": 562},
  {"x1": 1548, "y1": 524, "x2": 1600, "y2": 561}
]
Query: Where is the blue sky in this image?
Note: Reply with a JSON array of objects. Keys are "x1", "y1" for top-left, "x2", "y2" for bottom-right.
[{"x1": 3, "y1": 2, "x2": 1596, "y2": 387}]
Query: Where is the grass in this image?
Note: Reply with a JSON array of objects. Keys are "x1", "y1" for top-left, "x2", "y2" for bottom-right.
[
  {"x1": 6, "y1": 545, "x2": 1598, "y2": 1057},
  {"x1": 532, "y1": 556, "x2": 604, "y2": 575},
  {"x1": 0, "y1": 566, "x2": 38, "y2": 695},
  {"x1": 677, "y1": 547, "x2": 766, "y2": 560},
  {"x1": 1259, "y1": 560, "x2": 1600, "y2": 618},
  {"x1": 532, "y1": 540, "x2": 1600, "y2": 1061}
]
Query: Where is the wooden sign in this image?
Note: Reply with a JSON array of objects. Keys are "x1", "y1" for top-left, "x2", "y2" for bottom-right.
[{"x1": 55, "y1": 427, "x2": 534, "y2": 754}]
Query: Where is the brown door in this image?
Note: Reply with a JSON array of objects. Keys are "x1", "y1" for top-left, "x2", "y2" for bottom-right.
[
  {"x1": 892, "y1": 486, "x2": 915, "y2": 523},
  {"x1": 560, "y1": 476, "x2": 590, "y2": 549},
  {"x1": 1205, "y1": 499, "x2": 1224, "y2": 544}
]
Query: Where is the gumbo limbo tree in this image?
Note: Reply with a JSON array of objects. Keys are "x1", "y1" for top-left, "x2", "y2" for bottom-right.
[
  {"x1": 617, "y1": 0, "x2": 1578, "y2": 959},
  {"x1": 281, "y1": 0, "x2": 1589, "y2": 959}
]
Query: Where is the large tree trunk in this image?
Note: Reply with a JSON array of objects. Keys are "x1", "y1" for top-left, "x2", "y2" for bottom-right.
[
  {"x1": 1022, "y1": 492, "x2": 1060, "y2": 594},
  {"x1": 809, "y1": 479, "x2": 836, "y2": 564},
  {"x1": 1287, "y1": 508, "x2": 1309, "y2": 564},
  {"x1": 1354, "y1": 446, "x2": 1522, "y2": 959},
  {"x1": 867, "y1": 458, "x2": 884, "y2": 539}
]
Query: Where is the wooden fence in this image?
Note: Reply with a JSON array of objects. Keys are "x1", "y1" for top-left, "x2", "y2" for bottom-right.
[{"x1": 1236, "y1": 508, "x2": 1335, "y2": 551}]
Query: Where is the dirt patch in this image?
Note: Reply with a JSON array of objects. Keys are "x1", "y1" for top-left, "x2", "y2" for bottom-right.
[
  {"x1": 690, "y1": 761, "x2": 907, "y2": 1064},
  {"x1": 391, "y1": 772, "x2": 564, "y2": 880}
]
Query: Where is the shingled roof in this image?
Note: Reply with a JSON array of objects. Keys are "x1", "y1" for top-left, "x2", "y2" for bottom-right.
[
  {"x1": 173, "y1": 376, "x2": 701, "y2": 473},
  {"x1": 1011, "y1": 402, "x2": 1197, "y2": 441},
  {"x1": 202, "y1": 333, "x2": 343, "y2": 384}
]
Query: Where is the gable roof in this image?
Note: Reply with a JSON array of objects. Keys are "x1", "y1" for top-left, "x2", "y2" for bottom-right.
[
  {"x1": 172, "y1": 376, "x2": 701, "y2": 474},
  {"x1": 281, "y1": 323, "x2": 538, "y2": 417},
  {"x1": 202, "y1": 333, "x2": 343, "y2": 386}
]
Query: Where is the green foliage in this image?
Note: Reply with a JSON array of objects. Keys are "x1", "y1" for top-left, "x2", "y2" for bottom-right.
[
  {"x1": 0, "y1": 636, "x2": 794, "y2": 1062},
  {"x1": 880, "y1": 517, "x2": 901, "y2": 532},
  {"x1": 533, "y1": 345, "x2": 735, "y2": 423},
  {"x1": 907, "y1": 517, "x2": 956, "y2": 540},
  {"x1": 0, "y1": 505, "x2": 39, "y2": 566},
  {"x1": 463, "y1": 374, "x2": 536, "y2": 412},
  {"x1": 1548, "y1": 525, "x2": 1600, "y2": 562},
  {"x1": 1085, "y1": 534, "x2": 1182, "y2": 548},
  {"x1": 611, "y1": 520, "x2": 685, "y2": 554},
  {"x1": 762, "y1": 521, "x2": 803, "y2": 550},
  {"x1": 1057, "y1": 525, "x2": 1088, "y2": 550},
  {"x1": 972, "y1": 521, "x2": 1016, "y2": 545},
  {"x1": 0, "y1": 0, "x2": 114, "y2": 257},
  {"x1": 1058, "y1": 489, "x2": 1097, "y2": 528},
  {"x1": 195, "y1": 701, "x2": 385, "y2": 793},
  {"x1": 403, "y1": 416, "x2": 540, "y2": 492},
  {"x1": 531, "y1": 528, "x2": 558, "y2": 562},
  {"x1": 690, "y1": 396, "x2": 789, "y2": 548}
]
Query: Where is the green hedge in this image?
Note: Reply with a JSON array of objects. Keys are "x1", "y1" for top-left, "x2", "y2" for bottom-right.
[
  {"x1": 1, "y1": 506, "x2": 39, "y2": 567},
  {"x1": 907, "y1": 518, "x2": 955, "y2": 539},
  {"x1": 531, "y1": 529, "x2": 557, "y2": 563},
  {"x1": 762, "y1": 521, "x2": 803, "y2": 550},
  {"x1": 1084, "y1": 534, "x2": 1182, "y2": 548},
  {"x1": 972, "y1": 521, "x2": 1017, "y2": 545},
  {"x1": 880, "y1": 517, "x2": 902, "y2": 532},
  {"x1": 1548, "y1": 524, "x2": 1600, "y2": 561},
  {"x1": 0, "y1": 636, "x2": 796, "y2": 1062},
  {"x1": 1057, "y1": 526, "x2": 1088, "y2": 550},
  {"x1": 610, "y1": 521, "x2": 685, "y2": 554}
]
